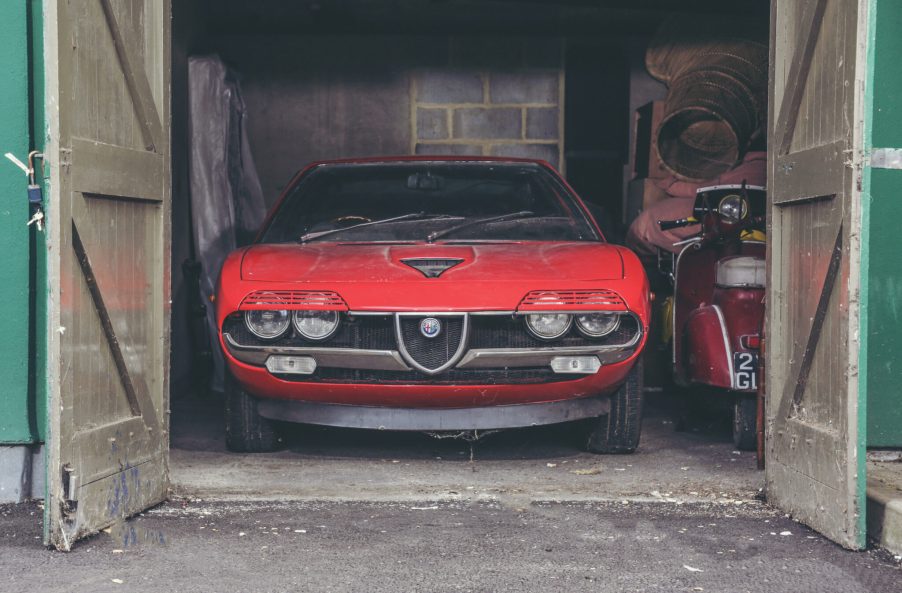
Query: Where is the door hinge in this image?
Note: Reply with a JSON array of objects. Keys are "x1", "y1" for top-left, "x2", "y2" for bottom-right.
[{"x1": 61, "y1": 464, "x2": 80, "y2": 521}]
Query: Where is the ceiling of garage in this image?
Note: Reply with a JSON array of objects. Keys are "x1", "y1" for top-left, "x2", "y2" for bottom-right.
[{"x1": 200, "y1": 0, "x2": 769, "y2": 35}]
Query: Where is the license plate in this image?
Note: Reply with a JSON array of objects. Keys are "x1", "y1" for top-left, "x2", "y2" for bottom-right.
[{"x1": 733, "y1": 352, "x2": 758, "y2": 390}]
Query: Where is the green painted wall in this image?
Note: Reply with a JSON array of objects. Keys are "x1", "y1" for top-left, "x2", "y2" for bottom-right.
[
  {"x1": 30, "y1": 0, "x2": 47, "y2": 444},
  {"x1": 863, "y1": 0, "x2": 902, "y2": 447},
  {"x1": 0, "y1": 1, "x2": 38, "y2": 444}
]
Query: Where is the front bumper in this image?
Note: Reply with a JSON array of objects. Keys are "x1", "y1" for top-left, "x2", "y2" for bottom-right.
[
  {"x1": 222, "y1": 310, "x2": 644, "y2": 408},
  {"x1": 256, "y1": 395, "x2": 611, "y2": 430}
]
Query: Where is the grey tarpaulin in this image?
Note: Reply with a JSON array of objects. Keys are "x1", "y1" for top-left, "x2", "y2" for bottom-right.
[{"x1": 188, "y1": 55, "x2": 266, "y2": 391}]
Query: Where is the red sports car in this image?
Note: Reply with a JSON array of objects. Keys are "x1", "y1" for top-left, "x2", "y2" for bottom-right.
[{"x1": 216, "y1": 157, "x2": 650, "y2": 453}]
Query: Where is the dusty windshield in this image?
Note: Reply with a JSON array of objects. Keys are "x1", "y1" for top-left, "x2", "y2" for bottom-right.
[{"x1": 260, "y1": 162, "x2": 601, "y2": 244}]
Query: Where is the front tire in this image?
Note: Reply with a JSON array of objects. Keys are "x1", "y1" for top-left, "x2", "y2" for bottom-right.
[
  {"x1": 582, "y1": 359, "x2": 644, "y2": 454},
  {"x1": 224, "y1": 372, "x2": 281, "y2": 452},
  {"x1": 732, "y1": 394, "x2": 757, "y2": 451}
]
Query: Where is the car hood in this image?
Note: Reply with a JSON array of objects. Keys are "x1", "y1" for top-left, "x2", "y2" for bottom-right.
[{"x1": 240, "y1": 242, "x2": 624, "y2": 284}]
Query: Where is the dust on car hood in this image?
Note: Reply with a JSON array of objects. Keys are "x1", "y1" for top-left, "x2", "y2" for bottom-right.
[{"x1": 240, "y1": 241, "x2": 624, "y2": 283}]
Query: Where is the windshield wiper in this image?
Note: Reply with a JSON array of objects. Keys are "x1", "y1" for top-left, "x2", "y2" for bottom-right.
[
  {"x1": 299, "y1": 212, "x2": 460, "y2": 243},
  {"x1": 426, "y1": 210, "x2": 536, "y2": 243}
]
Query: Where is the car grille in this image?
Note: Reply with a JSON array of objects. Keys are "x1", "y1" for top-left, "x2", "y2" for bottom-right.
[
  {"x1": 225, "y1": 312, "x2": 640, "y2": 381},
  {"x1": 397, "y1": 315, "x2": 466, "y2": 372},
  {"x1": 273, "y1": 367, "x2": 578, "y2": 385}
]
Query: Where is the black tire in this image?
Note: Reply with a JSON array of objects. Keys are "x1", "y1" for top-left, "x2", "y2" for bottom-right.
[
  {"x1": 582, "y1": 359, "x2": 644, "y2": 454},
  {"x1": 732, "y1": 394, "x2": 757, "y2": 451},
  {"x1": 224, "y1": 373, "x2": 281, "y2": 452}
]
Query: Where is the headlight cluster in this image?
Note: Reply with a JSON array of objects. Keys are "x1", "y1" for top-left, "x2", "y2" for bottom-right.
[
  {"x1": 245, "y1": 309, "x2": 340, "y2": 341},
  {"x1": 718, "y1": 193, "x2": 748, "y2": 221},
  {"x1": 525, "y1": 312, "x2": 621, "y2": 340}
]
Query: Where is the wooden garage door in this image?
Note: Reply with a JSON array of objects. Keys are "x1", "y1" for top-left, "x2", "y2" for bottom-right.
[
  {"x1": 766, "y1": 0, "x2": 868, "y2": 548},
  {"x1": 44, "y1": 0, "x2": 171, "y2": 550}
]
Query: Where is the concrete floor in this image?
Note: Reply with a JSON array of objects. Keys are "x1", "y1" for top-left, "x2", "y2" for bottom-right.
[
  {"x1": 3, "y1": 499, "x2": 901, "y2": 593},
  {"x1": 868, "y1": 456, "x2": 902, "y2": 556},
  {"x1": 170, "y1": 395, "x2": 763, "y2": 505},
  {"x1": 2, "y1": 396, "x2": 899, "y2": 592}
]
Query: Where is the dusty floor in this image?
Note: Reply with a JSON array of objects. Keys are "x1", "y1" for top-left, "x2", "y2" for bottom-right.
[
  {"x1": 170, "y1": 394, "x2": 763, "y2": 504},
  {"x1": 2, "y1": 396, "x2": 900, "y2": 592}
]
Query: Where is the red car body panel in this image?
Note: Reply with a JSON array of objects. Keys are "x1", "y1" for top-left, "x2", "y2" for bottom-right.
[
  {"x1": 226, "y1": 355, "x2": 634, "y2": 407},
  {"x1": 216, "y1": 157, "x2": 650, "y2": 415},
  {"x1": 221, "y1": 242, "x2": 642, "y2": 315}
]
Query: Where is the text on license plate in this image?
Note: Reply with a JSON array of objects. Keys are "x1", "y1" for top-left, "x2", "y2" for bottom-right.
[{"x1": 733, "y1": 352, "x2": 758, "y2": 390}]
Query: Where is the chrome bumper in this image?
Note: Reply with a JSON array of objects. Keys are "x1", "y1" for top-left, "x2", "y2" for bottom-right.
[{"x1": 223, "y1": 333, "x2": 638, "y2": 372}]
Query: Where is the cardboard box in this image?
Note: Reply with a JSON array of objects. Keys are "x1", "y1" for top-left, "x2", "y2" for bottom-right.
[
  {"x1": 632, "y1": 101, "x2": 669, "y2": 180},
  {"x1": 624, "y1": 178, "x2": 669, "y2": 226}
]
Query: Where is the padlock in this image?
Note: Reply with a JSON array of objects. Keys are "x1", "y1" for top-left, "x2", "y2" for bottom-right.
[
  {"x1": 27, "y1": 183, "x2": 43, "y2": 205},
  {"x1": 26, "y1": 151, "x2": 45, "y2": 232}
]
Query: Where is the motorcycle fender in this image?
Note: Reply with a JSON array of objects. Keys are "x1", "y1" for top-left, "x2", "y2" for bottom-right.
[{"x1": 683, "y1": 305, "x2": 733, "y2": 389}]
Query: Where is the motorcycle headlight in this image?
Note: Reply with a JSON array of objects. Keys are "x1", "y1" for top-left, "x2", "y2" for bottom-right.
[
  {"x1": 525, "y1": 313, "x2": 572, "y2": 340},
  {"x1": 245, "y1": 309, "x2": 291, "y2": 339},
  {"x1": 575, "y1": 313, "x2": 621, "y2": 337},
  {"x1": 718, "y1": 194, "x2": 748, "y2": 221},
  {"x1": 293, "y1": 310, "x2": 340, "y2": 341}
]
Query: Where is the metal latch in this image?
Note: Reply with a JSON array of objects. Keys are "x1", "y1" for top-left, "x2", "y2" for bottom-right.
[
  {"x1": 4, "y1": 150, "x2": 45, "y2": 231},
  {"x1": 61, "y1": 464, "x2": 80, "y2": 521}
]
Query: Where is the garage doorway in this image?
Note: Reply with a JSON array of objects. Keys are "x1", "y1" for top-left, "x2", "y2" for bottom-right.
[{"x1": 39, "y1": 0, "x2": 887, "y2": 552}]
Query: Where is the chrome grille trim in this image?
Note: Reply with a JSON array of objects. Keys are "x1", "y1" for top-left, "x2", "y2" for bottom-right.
[
  {"x1": 223, "y1": 333, "x2": 411, "y2": 371},
  {"x1": 393, "y1": 312, "x2": 470, "y2": 375}
]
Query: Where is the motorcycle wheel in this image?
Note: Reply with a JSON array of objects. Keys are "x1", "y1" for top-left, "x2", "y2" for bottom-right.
[
  {"x1": 732, "y1": 394, "x2": 757, "y2": 451},
  {"x1": 582, "y1": 358, "x2": 644, "y2": 454}
]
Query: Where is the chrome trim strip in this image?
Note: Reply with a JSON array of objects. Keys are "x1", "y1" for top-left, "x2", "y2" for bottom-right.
[
  {"x1": 456, "y1": 323, "x2": 641, "y2": 370},
  {"x1": 712, "y1": 305, "x2": 736, "y2": 389},
  {"x1": 393, "y1": 312, "x2": 470, "y2": 375},
  {"x1": 672, "y1": 241, "x2": 702, "y2": 365},
  {"x1": 458, "y1": 348, "x2": 633, "y2": 369},
  {"x1": 256, "y1": 396, "x2": 611, "y2": 431},
  {"x1": 696, "y1": 184, "x2": 766, "y2": 192},
  {"x1": 223, "y1": 333, "x2": 411, "y2": 371}
]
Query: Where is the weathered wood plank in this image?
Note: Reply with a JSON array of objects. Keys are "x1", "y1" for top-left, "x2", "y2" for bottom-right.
[
  {"x1": 766, "y1": 0, "x2": 866, "y2": 550},
  {"x1": 771, "y1": 141, "x2": 846, "y2": 203},
  {"x1": 46, "y1": 0, "x2": 171, "y2": 551},
  {"x1": 774, "y1": 0, "x2": 829, "y2": 155},
  {"x1": 70, "y1": 138, "x2": 164, "y2": 202},
  {"x1": 98, "y1": 0, "x2": 164, "y2": 152}
]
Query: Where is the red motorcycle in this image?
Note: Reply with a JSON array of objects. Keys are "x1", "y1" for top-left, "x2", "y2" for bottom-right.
[{"x1": 658, "y1": 184, "x2": 766, "y2": 450}]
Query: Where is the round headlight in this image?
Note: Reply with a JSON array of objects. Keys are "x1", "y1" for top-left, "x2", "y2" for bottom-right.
[
  {"x1": 575, "y1": 313, "x2": 621, "y2": 337},
  {"x1": 245, "y1": 309, "x2": 290, "y2": 339},
  {"x1": 718, "y1": 194, "x2": 748, "y2": 221},
  {"x1": 293, "y1": 310, "x2": 340, "y2": 341},
  {"x1": 525, "y1": 313, "x2": 572, "y2": 340}
]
